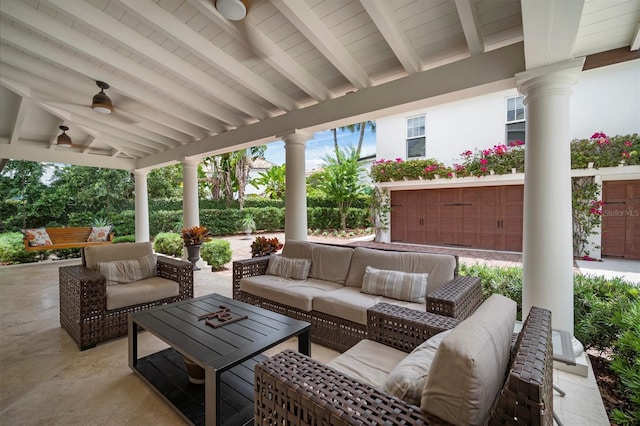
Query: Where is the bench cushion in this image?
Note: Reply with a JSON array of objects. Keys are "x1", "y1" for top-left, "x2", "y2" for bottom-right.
[
  {"x1": 313, "y1": 287, "x2": 423, "y2": 325},
  {"x1": 327, "y1": 339, "x2": 406, "y2": 389},
  {"x1": 106, "y1": 276, "x2": 179, "y2": 310},
  {"x1": 22, "y1": 228, "x2": 53, "y2": 247},
  {"x1": 87, "y1": 226, "x2": 112, "y2": 242},
  {"x1": 240, "y1": 275, "x2": 343, "y2": 312},
  {"x1": 421, "y1": 294, "x2": 516, "y2": 426},
  {"x1": 97, "y1": 254, "x2": 157, "y2": 286},
  {"x1": 345, "y1": 247, "x2": 456, "y2": 292}
]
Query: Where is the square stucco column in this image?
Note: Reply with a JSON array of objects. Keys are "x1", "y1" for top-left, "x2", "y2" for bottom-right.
[
  {"x1": 182, "y1": 157, "x2": 200, "y2": 229},
  {"x1": 281, "y1": 130, "x2": 311, "y2": 241},
  {"x1": 516, "y1": 58, "x2": 584, "y2": 338},
  {"x1": 134, "y1": 169, "x2": 150, "y2": 242}
]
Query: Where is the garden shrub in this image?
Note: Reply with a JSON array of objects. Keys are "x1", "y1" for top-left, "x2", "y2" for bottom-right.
[
  {"x1": 610, "y1": 302, "x2": 640, "y2": 425},
  {"x1": 200, "y1": 239, "x2": 232, "y2": 270},
  {"x1": 153, "y1": 232, "x2": 183, "y2": 257},
  {"x1": 459, "y1": 263, "x2": 523, "y2": 318},
  {"x1": 113, "y1": 235, "x2": 135, "y2": 243},
  {"x1": 0, "y1": 232, "x2": 40, "y2": 264}
]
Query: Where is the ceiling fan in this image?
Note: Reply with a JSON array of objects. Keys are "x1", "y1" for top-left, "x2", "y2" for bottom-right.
[{"x1": 55, "y1": 124, "x2": 112, "y2": 154}]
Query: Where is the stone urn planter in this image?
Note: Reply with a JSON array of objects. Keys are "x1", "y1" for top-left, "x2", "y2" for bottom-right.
[{"x1": 185, "y1": 244, "x2": 201, "y2": 271}]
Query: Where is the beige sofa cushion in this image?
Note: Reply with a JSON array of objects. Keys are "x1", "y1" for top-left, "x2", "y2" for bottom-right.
[
  {"x1": 345, "y1": 247, "x2": 456, "y2": 292},
  {"x1": 240, "y1": 275, "x2": 343, "y2": 312},
  {"x1": 84, "y1": 242, "x2": 154, "y2": 270},
  {"x1": 98, "y1": 254, "x2": 157, "y2": 286},
  {"x1": 312, "y1": 287, "x2": 423, "y2": 325},
  {"x1": 281, "y1": 240, "x2": 354, "y2": 283},
  {"x1": 361, "y1": 266, "x2": 428, "y2": 303},
  {"x1": 266, "y1": 255, "x2": 311, "y2": 280},
  {"x1": 382, "y1": 329, "x2": 452, "y2": 406},
  {"x1": 327, "y1": 339, "x2": 406, "y2": 389},
  {"x1": 106, "y1": 277, "x2": 178, "y2": 310},
  {"x1": 281, "y1": 240, "x2": 314, "y2": 260},
  {"x1": 421, "y1": 294, "x2": 516, "y2": 426}
]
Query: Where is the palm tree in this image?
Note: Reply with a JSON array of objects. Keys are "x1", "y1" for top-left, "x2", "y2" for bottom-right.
[{"x1": 332, "y1": 121, "x2": 376, "y2": 162}]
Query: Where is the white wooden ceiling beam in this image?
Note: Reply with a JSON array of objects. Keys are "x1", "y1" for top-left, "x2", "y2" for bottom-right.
[
  {"x1": 454, "y1": 0, "x2": 485, "y2": 55},
  {"x1": 521, "y1": 0, "x2": 585, "y2": 69},
  {"x1": 0, "y1": 1, "x2": 242, "y2": 127},
  {"x1": 360, "y1": 0, "x2": 422, "y2": 74},
  {"x1": 138, "y1": 42, "x2": 525, "y2": 169},
  {"x1": 115, "y1": 0, "x2": 296, "y2": 112},
  {"x1": 9, "y1": 96, "x2": 28, "y2": 144},
  {"x1": 186, "y1": 0, "x2": 334, "y2": 102},
  {"x1": 0, "y1": 27, "x2": 224, "y2": 134},
  {"x1": 271, "y1": 0, "x2": 372, "y2": 90},
  {"x1": 48, "y1": 0, "x2": 274, "y2": 118},
  {"x1": 0, "y1": 140, "x2": 137, "y2": 170}
]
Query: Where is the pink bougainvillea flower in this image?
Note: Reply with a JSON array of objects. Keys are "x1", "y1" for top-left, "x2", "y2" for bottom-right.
[
  {"x1": 447, "y1": 172, "x2": 453, "y2": 177},
  {"x1": 625, "y1": 140, "x2": 632, "y2": 147},
  {"x1": 508, "y1": 140, "x2": 524, "y2": 147},
  {"x1": 395, "y1": 157, "x2": 403, "y2": 162},
  {"x1": 622, "y1": 151, "x2": 631, "y2": 159},
  {"x1": 462, "y1": 150, "x2": 472, "y2": 157},
  {"x1": 591, "y1": 131, "x2": 608, "y2": 140},
  {"x1": 482, "y1": 149, "x2": 492, "y2": 156},
  {"x1": 480, "y1": 167, "x2": 487, "y2": 172},
  {"x1": 480, "y1": 158, "x2": 488, "y2": 165}
]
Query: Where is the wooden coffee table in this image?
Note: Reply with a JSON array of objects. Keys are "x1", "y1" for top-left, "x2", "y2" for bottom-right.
[{"x1": 128, "y1": 293, "x2": 311, "y2": 426}]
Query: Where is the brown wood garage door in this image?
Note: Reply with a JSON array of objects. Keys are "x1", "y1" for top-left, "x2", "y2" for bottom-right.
[
  {"x1": 602, "y1": 180, "x2": 640, "y2": 260},
  {"x1": 391, "y1": 185, "x2": 524, "y2": 252}
]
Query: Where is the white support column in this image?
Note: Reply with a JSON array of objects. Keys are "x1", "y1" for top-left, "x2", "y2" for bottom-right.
[
  {"x1": 134, "y1": 169, "x2": 150, "y2": 242},
  {"x1": 281, "y1": 130, "x2": 311, "y2": 241},
  {"x1": 182, "y1": 157, "x2": 200, "y2": 229},
  {"x1": 516, "y1": 59, "x2": 584, "y2": 338}
]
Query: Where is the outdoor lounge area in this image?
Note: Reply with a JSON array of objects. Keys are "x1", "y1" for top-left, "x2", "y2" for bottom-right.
[{"x1": 0, "y1": 238, "x2": 611, "y2": 425}]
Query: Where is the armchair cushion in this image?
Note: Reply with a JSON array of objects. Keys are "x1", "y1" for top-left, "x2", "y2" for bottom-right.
[
  {"x1": 361, "y1": 266, "x2": 428, "y2": 303},
  {"x1": 84, "y1": 241, "x2": 154, "y2": 270},
  {"x1": 266, "y1": 255, "x2": 311, "y2": 280},
  {"x1": 97, "y1": 254, "x2": 157, "y2": 286},
  {"x1": 421, "y1": 294, "x2": 516, "y2": 426},
  {"x1": 382, "y1": 329, "x2": 452, "y2": 406},
  {"x1": 106, "y1": 277, "x2": 179, "y2": 310}
]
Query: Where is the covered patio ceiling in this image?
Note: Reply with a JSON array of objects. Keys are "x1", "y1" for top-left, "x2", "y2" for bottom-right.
[{"x1": 1, "y1": 0, "x2": 639, "y2": 172}]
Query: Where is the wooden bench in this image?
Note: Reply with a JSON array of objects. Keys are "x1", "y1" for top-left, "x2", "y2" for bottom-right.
[{"x1": 23, "y1": 227, "x2": 114, "y2": 251}]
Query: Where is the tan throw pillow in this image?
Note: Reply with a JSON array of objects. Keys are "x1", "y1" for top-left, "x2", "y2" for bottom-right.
[
  {"x1": 361, "y1": 266, "x2": 428, "y2": 303},
  {"x1": 266, "y1": 255, "x2": 311, "y2": 280},
  {"x1": 87, "y1": 226, "x2": 112, "y2": 242},
  {"x1": 98, "y1": 254, "x2": 157, "y2": 286},
  {"x1": 382, "y1": 329, "x2": 452, "y2": 406},
  {"x1": 22, "y1": 228, "x2": 53, "y2": 247},
  {"x1": 421, "y1": 294, "x2": 516, "y2": 426}
]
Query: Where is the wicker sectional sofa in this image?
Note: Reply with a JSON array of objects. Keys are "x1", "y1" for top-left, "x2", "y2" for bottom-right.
[
  {"x1": 255, "y1": 299, "x2": 554, "y2": 426},
  {"x1": 233, "y1": 240, "x2": 482, "y2": 352}
]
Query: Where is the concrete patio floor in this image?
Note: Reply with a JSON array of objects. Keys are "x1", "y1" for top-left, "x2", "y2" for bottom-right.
[{"x1": 0, "y1": 233, "x2": 620, "y2": 425}]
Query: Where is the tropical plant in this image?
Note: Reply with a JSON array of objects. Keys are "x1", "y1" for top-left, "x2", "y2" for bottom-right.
[
  {"x1": 152, "y1": 232, "x2": 183, "y2": 257},
  {"x1": 331, "y1": 121, "x2": 376, "y2": 160},
  {"x1": 181, "y1": 226, "x2": 211, "y2": 246},
  {"x1": 240, "y1": 214, "x2": 256, "y2": 235},
  {"x1": 0, "y1": 232, "x2": 40, "y2": 264},
  {"x1": 250, "y1": 236, "x2": 283, "y2": 257},
  {"x1": 369, "y1": 187, "x2": 391, "y2": 241},
  {"x1": 315, "y1": 146, "x2": 366, "y2": 230},
  {"x1": 234, "y1": 146, "x2": 267, "y2": 210},
  {"x1": 251, "y1": 164, "x2": 286, "y2": 199},
  {"x1": 572, "y1": 176, "x2": 603, "y2": 258},
  {"x1": 200, "y1": 239, "x2": 232, "y2": 270},
  {"x1": 454, "y1": 141, "x2": 525, "y2": 177},
  {"x1": 370, "y1": 157, "x2": 453, "y2": 182},
  {"x1": 147, "y1": 163, "x2": 183, "y2": 199}
]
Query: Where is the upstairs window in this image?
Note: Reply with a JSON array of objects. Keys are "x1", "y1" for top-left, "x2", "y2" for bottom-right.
[
  {"x1": 406, "y1": 115, "x2": 426, "y2": 158},
  {"x1": 506, "y1": 96, "x2": 525, "y2": 145}
]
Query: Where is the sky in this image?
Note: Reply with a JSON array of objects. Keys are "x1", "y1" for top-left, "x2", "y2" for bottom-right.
[{"x1": 263, "y1": 127, "x2": 376, "y2": 170}]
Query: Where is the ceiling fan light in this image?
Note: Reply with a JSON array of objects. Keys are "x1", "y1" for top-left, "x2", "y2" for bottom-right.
[
  {"x1": 57, "y1": 125, "x2": 72, "y2": 147},
  {"x1": 216, "y1": 0, "x2": 247, "y2": 21},
  {"x1": 92, "y1": 81, "x2": 113, "y2": 114}
]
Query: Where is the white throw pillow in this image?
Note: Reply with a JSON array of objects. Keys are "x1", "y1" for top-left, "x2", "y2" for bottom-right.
[
  {"x1": 382, "y1": 329, "x2": 452, "y2": 405},
  {"x1": 22, "y1": 227, "x2": 53, "y2": 247},
  {"x1": 266, "y1": 255, "x2": 311, "y2": 280},
  {"x1": 98, "y1": 254, "x2": 157, "y2": 286},
  {"x1": 361, "y1": 266, "x2": 428, "y2": 303}
]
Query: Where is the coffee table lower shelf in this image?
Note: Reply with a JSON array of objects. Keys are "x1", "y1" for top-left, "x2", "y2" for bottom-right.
[{"x1": 133, "y1": 348, "x2": 265, "y2": 426}]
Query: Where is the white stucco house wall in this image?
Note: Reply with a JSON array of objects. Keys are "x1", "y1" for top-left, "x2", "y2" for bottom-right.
[{"x1": 375, "y1": 60, "x2": 639, "y2": 165}]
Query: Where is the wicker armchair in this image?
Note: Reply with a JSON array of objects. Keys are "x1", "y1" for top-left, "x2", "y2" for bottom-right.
[
  {"x1": 59, "y1": 243, "x2": 193, "y2": 350},
  {"x1": 254, "y1": 306, "x2": 553, "y2": 426}
]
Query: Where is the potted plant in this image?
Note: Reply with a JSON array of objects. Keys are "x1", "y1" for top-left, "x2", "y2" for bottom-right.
[
  {"x1": 240, "y1": 214, "x2": 256, "y2": 239},
  {"x1": 181, "y1": 226, "x2": 211, "y2": 270},
  {"x1": 250, "y1": 236, "x2": 283, "y2": 257}
]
